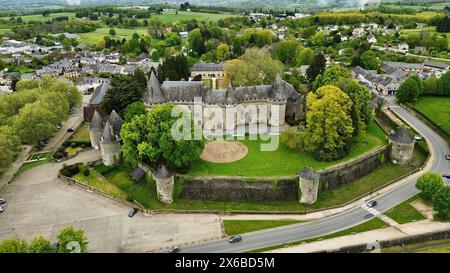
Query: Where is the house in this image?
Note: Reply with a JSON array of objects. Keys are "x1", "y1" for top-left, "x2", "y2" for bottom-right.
[
  {"x1": 414, "y1": 46, "x2": 427, "y2": 54},
  {"x1": 398, "y1": 42, "x2": 409, "y2": 54},
  {"x1": 83, "y1": 82, "x2": 111, "y2": 121},
  {"x1": 352, "y1": 28, "x2": 365, "y2": 38},
  {"x1": 190, "y1": 61, "x2": 225, "y2": 89},
  {"x1": 299, "y1": 65, "x2": 310, "y2": 77},
  {"x1": 179, "y1": 31, "x2": 189, "y2": 39},
  {"x1": 367, "y1": 36, "x2": 377, "y2": 44},
  {"x1": 416, "y1": 23, "x2": 427, "y2": 29}
]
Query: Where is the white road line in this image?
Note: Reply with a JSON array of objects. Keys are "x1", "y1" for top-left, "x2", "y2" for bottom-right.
[{"x1": 361, "y1": 205, "x2": 381, "y2": 216}]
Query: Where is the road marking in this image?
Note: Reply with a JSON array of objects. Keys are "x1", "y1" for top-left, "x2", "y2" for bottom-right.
[{"x1": 361, "y1": 205, "x2": 381, "y2": 216}]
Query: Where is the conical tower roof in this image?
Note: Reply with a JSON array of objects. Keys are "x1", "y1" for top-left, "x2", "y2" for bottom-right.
[
  {"x1": 145, "y1": 70, "x2": 166, "y2": 104},
  {"x1": 89, "y1": 110, "x2": 103, "y2": 132},
  {"x1": 107, "y1": 110, "x2": 124, "y2": 134},
  {"x1": 101, "y1": 120, "x2": 114, "y2": 144}
]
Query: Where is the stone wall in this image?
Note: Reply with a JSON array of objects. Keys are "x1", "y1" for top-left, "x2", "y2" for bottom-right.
[
  {"x1": 177, "y1": 176, "x2": 298, "y2": 202},
  {"x1": 318, "y1": 146, "x2": 390, "y2": 192}
]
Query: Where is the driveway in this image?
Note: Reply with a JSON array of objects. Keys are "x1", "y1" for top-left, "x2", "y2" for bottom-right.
[{"x1": 0, "y1": 150, "x2": 222, "y2": 252}]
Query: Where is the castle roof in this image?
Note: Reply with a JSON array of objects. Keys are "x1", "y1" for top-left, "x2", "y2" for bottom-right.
[
  {"x1": 154, "y1": 164, "x2": 172, "y2": 179},
  {"x1": 299, "y1": 166, "x2": 320, "y2": 180},
  {"x1": 89, "y1": 110, "x2": 103, "y2": 132},
  {"x1": 89, "y1": 82, "x2": 110, "y2": 105},
  {"x1": 191, "y1": 61, "x2": 224, "y2": 72},
  {"x1": 107, "y1": 110, "x2": 124, "y2": 135},
  {"x1": 390, "y1": 127, "x2": 414, "y2": 144},
  {"x1": 101, "y1": 120, "x2": 115, "y2": 144}
]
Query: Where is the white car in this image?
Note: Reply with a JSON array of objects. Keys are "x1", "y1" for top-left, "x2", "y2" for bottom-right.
[
  {"x1": 0, "y1": 207, "x2": 4, "y2": 213},
  {"x1": 0, "y1": 198, "x2": 5, "y2": 205},
  {"x1": 414, "y1": 135, "x2": 422, "y2": 141}
]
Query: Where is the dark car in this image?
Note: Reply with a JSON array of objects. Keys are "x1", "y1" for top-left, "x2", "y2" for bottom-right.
[
  {"x1": 229, "y1": 235, "x2": 242, "y2": 243},
  {"x1": 445, "y1": 154, "x2": 450, "y2": 160},
  {"x1": 66, "y1": 128, "x2": 75, "y2": 133},
  {"x1": 36, "y1": 142, "x2": 46, "y2": 150},
  {"x1": 367, "y1": 200, "x2": 377, "y2": 208},
  {"x1": 443, "y1": 174, "x2": 450, "y2": 179},
  {"x1": 128, "y1": 208, "x2": 139, "y2": 217},
  {"x1": 0, "y1": 198, "x2": 5, "y2": 205},
  {"x1": 169, "y1": 246, "x2": 180, "y2": 253}
]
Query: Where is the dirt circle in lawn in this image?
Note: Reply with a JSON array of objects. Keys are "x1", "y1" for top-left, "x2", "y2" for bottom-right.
[{"x1": 200, "y1": 140, "x2": 248, "y2": 163}]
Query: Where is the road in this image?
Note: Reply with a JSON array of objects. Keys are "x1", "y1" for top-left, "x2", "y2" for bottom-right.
[
  {"x1": 372, "y1": 45, "x2": 450, "y2": 62},
  {"x1": 181, "y1": 98, "x2": 450, "y2": 253}
]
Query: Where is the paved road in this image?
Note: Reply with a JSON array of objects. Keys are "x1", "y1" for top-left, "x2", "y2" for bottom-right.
[
  {"x1": 181, "y1": 98, "x2": 450, "y2": 253},
  {"x1": 372, "y1": 45, "x2": 450, "y2": 62}
]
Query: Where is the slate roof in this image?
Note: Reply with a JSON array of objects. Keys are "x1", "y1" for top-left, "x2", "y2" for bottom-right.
[
  {"x1": 131, "y1": 167, "x2": 146, "y2": 181},
  {"x1": 390, "y1": 127, "x2": 414, "y2": 144},
  {"x1": 144, "y1": 71, "x2": 299, "y2": 105},
  {"x1": 101, "y1": 120, "x2": 115, "y2": 144},
  {"x1": 89, "y1": 82, "x2": 110, "y2": 105},
  {"x1": 423, "y1": 61, "x2": 450, "y2": 70},
  {"x1": 191, "y1": 61, "x2": 224, "y2": 72},
  {"x1": 107, "y1": 110, "x2": 124, "y2": 135},
  {"x1": 154, "y1": 165, "x2": 172, "y2": 179},
  {"x1": 90, "y1": 110, "x2": 103, "y2": 132},
  {"x1": 299, "y1": 166, "x2": 320, "y2": 180}
]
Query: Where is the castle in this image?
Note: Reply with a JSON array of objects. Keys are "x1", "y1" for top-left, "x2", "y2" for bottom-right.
[{"x1": 89, "y1": 71, "x2": 305, "y2": 165}]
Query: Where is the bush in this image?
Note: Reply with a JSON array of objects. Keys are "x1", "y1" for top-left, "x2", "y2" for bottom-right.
[
  {"x1": 71, "y1": 142, "x2": 77, "y2": 148},
  {"x1": 54, "y1": 152, "x2": 64, "y2": 159},
  {"x1": 416, "y1": 172, "x2": 445, "y2": 201},
  {"x1": 60, "y1": 164, "x2": 81, "y2": 177},
  {"x1": 83, "y1": 168, "x2": 90, "y2": 176}
]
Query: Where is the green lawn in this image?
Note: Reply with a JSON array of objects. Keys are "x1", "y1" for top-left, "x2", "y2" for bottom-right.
[
  {"x1": 384, "y1": 196, "x2": 426, "y2": 224},
  {"x1": 69, "y1": 122, "x2": 90, "y2": 142},
  {"x1": 189, "y1": 122, "x2": 387, "y2": 177},
  {"x1": 65, "y1": 147, "x2": 83, "y2": 157},
  {"x1": 15, "y1": 153, "x2": 53, "y2": 176},
  {"x1": 73, "y1": 167, "x2": 128, "y2": 200},
  {"x1": 150, "y1": 11, "x2": 236, "y2": 24},
  {"x1": 410, "y1": 96, "x2": 450, "y2": 137},
  {"x1": 223, "y1": 220, "x2": 303, "y2": 235},
  {"x1": 0, "y1": 28, "x2": 11, "y2": 34},
  {"x1": 251, "y1": 217, "x2": 388, "y2": 252},
  {"x1": 28, "y1": 152, "x2": 52, "y2": 160},
  {"x1": 78, "y1": 27, "x2": 149, "y2": 45}
]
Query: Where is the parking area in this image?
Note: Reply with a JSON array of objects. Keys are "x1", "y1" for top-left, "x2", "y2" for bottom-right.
[{"x1": 0, "y1": 155, "x2": 222, "y2": 252}]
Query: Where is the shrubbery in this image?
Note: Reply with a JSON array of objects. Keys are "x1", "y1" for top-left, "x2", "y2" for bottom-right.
[{"x1": 59, "y1": 164, "x2": 80, "y2": 177}]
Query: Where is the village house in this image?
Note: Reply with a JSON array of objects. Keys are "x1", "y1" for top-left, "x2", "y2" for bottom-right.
[{"x1": 398, "y1": 42, "x2": 409, "y2": 54}]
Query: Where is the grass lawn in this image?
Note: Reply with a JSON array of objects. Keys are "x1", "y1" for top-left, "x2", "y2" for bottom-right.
[
  {"x1": 384, "y1": 196, "x2": 426, "y2": 224},
  {"x1": 251, "y1": 217, "x2": 388, "y2": 252},
  {"x1": 16, "y1": 153, "x2": 53, "y2": 176},
  {"x1": 150, "y1": 11, "x2": 236, "y2": 24},
  {"x1": 73, "y1": 168, "x2": 128, "y2": 200},
  {"x1": 0, "y1": 28, "x2": 11, "y2": 34},
  {"x1": 223, "y1": 220, "x2": 303, "y2": 235},
  {"x1": 409, "y1": 96, "x2": 450, "y2": 137},
  {"x1": 65, "y1": 147, "x2": 83, "y2": 157},
  {"x1": 69, "y1": 122, "x2": 90, "y2": 142},
  {"x1": 0, "y1": 12, "x2": 77, "y2": 23},
  {"x1": 78, "y1": 27, "x2": 149, "y2": 45},
  {"x1": 99, "y1": 146, "x2": 424, "y2": 213},
  {"x1": 189, "y1": 122, "x2": 387, "y2": 177},
  {"x1": 28, "y1": 151, "x2": 52, "y2": 160},
  {"x1": 402, "y1": 26, "x2": 450, "y2": 48}
]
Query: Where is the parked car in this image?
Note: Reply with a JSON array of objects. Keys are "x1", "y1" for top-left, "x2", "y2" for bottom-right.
[
  {"x1": 36, "y1": 142, "x2": 45, "y2": 150},
  {"x1": 442, "y1": 174, "x2": 450, "y2": 179},
  {"x1": 229, "y1": 235, "x2": 242, "y2": 243},
  {"x1": 445, "y1": 154, "x2": 450, "y2": 160},
  {"x1": 168, "y1": 246, "x2": 180, "y2": 253},
  {"x1": 55, "y1": 124, "x2": 61, "y2": 129},
  {"x1": 66, "y1": 128, "x2": 75, "y2": 133},
  {"x1": 0, "y1": 207, "x2": 4, "y2": 213},
  {"x1": 367, "y1": 200, "x2": 377, "y2": 208},
  {"x1": 0, "y1": 198, "x2": 5, "y2": 205},
  {"x1": 128, "y1": 208, "x2": 139, "y2": 217},
  {"x1": 414, "y1": 135, "x2": 422, "y2": 141}
]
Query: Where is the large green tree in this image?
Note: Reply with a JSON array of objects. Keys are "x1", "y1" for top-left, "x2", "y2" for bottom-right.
[
  {"x1": 276, "y1": 39, "x2": 301, "y2": 65},
  {"x1": 437, "y1": 71, "x2": 450, "y2": 96},
  {"x1": 416, "y1": 172, "x2": 445, "y2": 201},
  {"x1": 124, "y1": 101, "x2": 147, "y2": 122},
  {"x1": 28, "y1": 236, "x2": 54, "y2": 253},
  {"x1": 360, "y1": 50, "x2": 380, "y2": 70},
  {"x1": 306, "y1": 85, "x2": 354, "y2": 161},
  {"x1": 306, "y1": 53, "x2": 326, "y2": 83},
  {"x1": 433, "y1": 186, "x2": 450, "y2": 220},
  {"x1": 0, "y1": 237, "x2": 28, "y2": 253},
  {"x1": 396, "y1": 77, "x2": 421, "y2": 103},
  {"x1": 120, "y1": 104, "x2": 205, "y2": 171},
  {"x1": 14, "y1": 101, "x2": 57, "y2": 144},
  {"x1": 313, "y1": 64, "x2": 352, "y2": 90},
  {"x1": 295, "y1": 47, "x2": 314, "y2": 66},
  {"x1": 188, "y1": 28, "x2": 206, "y2": 56}
]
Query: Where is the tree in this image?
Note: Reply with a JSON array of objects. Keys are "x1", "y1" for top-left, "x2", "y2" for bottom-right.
[
  {"x1": 313, "y1": 64, "x2": 352, "y2": 90},
  {"x1": 216, "y1": 44, "x2": 231, "y2": 62},
  {"x1": 139, "y1": 38, "x2": 148, "y2": 54},
  {"x1": 109, "y1": 28, "x2": 116, "y2": 36},
  {"x1": 396, "y1": 77, "x2": 421, "y2": 102},
  {"x1": 306, "y1": 53, "x2": 326, "y2": 83},
  {"x1": 0, "y1": 237, "x2": 28, "y2": 253},
  {"x1": 437, "y1": 71, "x2": 450, "y2": 96},
  {"x1": 360, "y1": 50, "x2": 380, "y2": 70},
  {"x1": 14, "y1": 101, "x2": 58, "y2": 144},
  {"x1": 120, "y1": 104, "x2": 205, "y2": 171},
  {"x1": 57, "y1": 227, "x2": 88, "y2": 253},
  {"x1": 101, "y1": 72, "x2": 147, "y2": 116},
  {"x1": 224, "y1": 48, "x2": 283, "y2": 86},
  {"x1": 276, "y1": 39, "x2": 301, "y2": 65},
  {"x1": 124, "y1": 101, "x2": 147, "y2": 122},
  {"x1": 0, "y1": 125, "x2": 21, "y2": 171},
  {"x1": 423, "y1": 77, "x2": 438, "y2": 95},
  {"x1": 42, "y1": 10, "x2": 50, "y2": 17},
  {"x1": 433, "y1": 186, "x2": 450, "y2": 220},
  {"x1": 416, "y1": 172, "x2": 445, "y2": 201},
  {"x1": 296, "y1": 47, "x2": 314, "y2": 66},
  {"x1": 148, "y1": 18, "x2": 163, "y2": 39},
  {"x1": 409, "y1": 73, "x2": 424, "y2": 96},
  {"x1": 306, "y1": 85, "x2": 354, "y2": 161},
  {"x1": 28, "y1": 236, "x2": 53, "y2": 253},
  {"x1": 280, "y1": 129, "x2": 311, "y2": 152},
  {"x1": 188, "y1": 28, "x2": 206, "y2": 56}
]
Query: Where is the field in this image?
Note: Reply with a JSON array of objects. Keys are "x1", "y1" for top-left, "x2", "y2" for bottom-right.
[
  {"x1": 410, "y1": 96, "x2": 450, "y2": 137},
  {"x1": 384, "y1": 196, "x2": 426, "y2": 224},
  {"x1": 188, "y1": 122, "x2": 387, "y2": 177},
  {"x1": 223, "y1": 220, "x2": 303, "y2": 235},
  {"x1": 0, "y1": 12, "x2": 77, "y2": 22},
  {"x1": 150, "y1": 11, "x2": 236, "y2": 24},
  {"x1": 69, "y1": 122, "x2": 91, "y2": 142},
  {"x1": 401, "y1": 26, "x2": 450, "y2": 47},
  {"x1": 78, "y1": 27, "x2": 149, "y2": 45}
]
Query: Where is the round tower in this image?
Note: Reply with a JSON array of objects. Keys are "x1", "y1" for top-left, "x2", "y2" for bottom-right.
[
  {"x1": 299, "y1": 166, "x2": 320, "y2": 204},
  {"x1": 389, "y1": 127, "x2": 415, "y2": 165}
]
